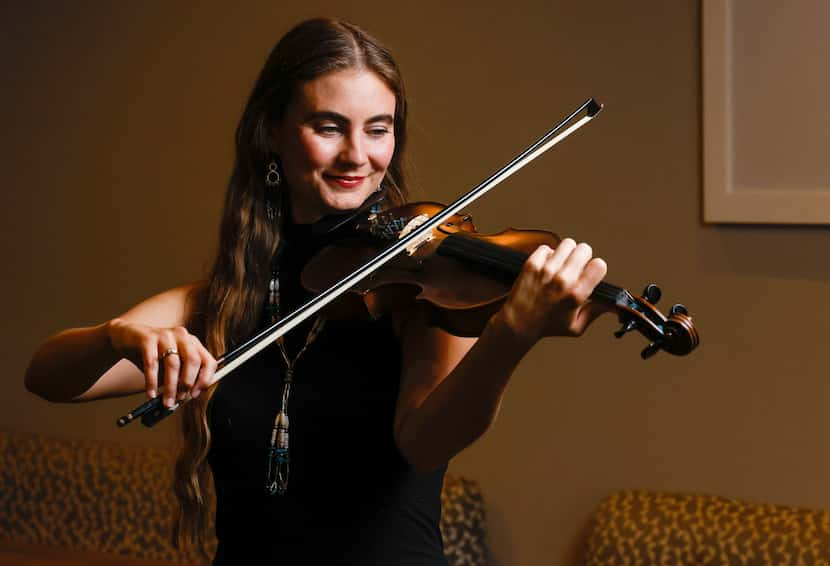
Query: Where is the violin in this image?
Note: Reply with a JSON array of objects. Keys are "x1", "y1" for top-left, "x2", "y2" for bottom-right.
[
  {"x1": 117, "y1": 98, "x2": 699, "y2": 430},
  {"x1": 302, "y1": 201, "x2": 699, "y2": 358}
]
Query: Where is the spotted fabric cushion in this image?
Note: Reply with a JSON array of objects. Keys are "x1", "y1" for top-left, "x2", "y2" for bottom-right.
[
  {"x1": 0, "y1": 429, "x2": 193, "y2": 562},
  {"x1": 1, "y1": 430, "x2": 486, "y2": 565},
  {"x1": 440, "y1": 474, "x2": 487, "y2": 566},
  {"x1": 586, "y1": 490, "x2": 830, "y2": 565}
]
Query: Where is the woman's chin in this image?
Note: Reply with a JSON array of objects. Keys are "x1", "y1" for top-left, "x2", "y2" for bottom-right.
[
  {"x1": 290, "y1": 186, "x2": 376, "y2": 223},
  {"x1": 324, "y1": 191, "x2": 374, "y2": 213}
]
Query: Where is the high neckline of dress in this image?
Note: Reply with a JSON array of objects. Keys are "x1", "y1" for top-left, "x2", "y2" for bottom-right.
[{"x1": 281, "y1": 216, "x2": 315, "y2": 247}]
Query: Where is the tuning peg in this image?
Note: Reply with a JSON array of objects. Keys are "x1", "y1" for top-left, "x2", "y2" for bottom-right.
[
  {"x1": 641, "y1": 340, "x2": 663, "y2": 359},
  {"x1": 614, "y1": 319, "x2": 637, "y2": 338},
  {"x1": 669, "y1": 304, "x2": 688, "y2": 317},
  {"x1": 642, "y1": 284, "x2": 662, "y2": 304}
]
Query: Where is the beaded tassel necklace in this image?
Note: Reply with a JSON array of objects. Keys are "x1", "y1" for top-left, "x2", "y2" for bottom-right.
[
  {"x1": 262, "y1": 190, "x2": 383, "y2": 495},
  {"x1": 264, "y1": 265, "x2": 325, "y2": 496}
]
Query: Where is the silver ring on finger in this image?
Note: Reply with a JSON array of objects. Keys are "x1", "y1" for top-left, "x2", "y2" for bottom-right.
[{"x1": 161, "y1": 348, "x2": 180, "y2": 360}]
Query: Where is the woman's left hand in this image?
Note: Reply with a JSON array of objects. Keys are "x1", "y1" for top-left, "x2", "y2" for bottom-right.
[{"x1": 495, "y1": 238, "x2": 609, "y2": 346}]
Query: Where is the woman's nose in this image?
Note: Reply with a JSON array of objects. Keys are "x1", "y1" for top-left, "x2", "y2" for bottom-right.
[{"x1": 340, "y1": 133, "x2": 367, "y2": 166}]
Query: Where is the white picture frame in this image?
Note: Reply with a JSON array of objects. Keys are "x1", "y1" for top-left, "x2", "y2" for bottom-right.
[{"x1": 702, "y1": 0, "x2": 830, "y2": 224}]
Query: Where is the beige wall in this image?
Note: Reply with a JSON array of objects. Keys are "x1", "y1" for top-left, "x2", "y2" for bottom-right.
[{"x1": 4, "y1": 1, "x2": 830, "y2": 565}]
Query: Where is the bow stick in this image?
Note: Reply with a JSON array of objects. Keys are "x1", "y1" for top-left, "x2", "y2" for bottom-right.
[{"x1": 118, "y1": 98, "x2": 603, "y2": 428}]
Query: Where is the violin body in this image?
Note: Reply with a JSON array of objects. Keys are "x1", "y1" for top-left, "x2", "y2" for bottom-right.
[
  {"x1": 303, "y1": 202, "x2": 552, "y2": 336},
  {"x1": 302, "y1": 202, "x2": 700, "y2": 358}
]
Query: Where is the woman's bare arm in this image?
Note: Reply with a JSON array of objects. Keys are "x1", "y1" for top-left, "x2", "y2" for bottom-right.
[
  {"x1": 24, "y1": 284, "x2": 213, "y2": 405},
  {"x1": 393, "y1": 240, "x2": 608, "y2": 472}
]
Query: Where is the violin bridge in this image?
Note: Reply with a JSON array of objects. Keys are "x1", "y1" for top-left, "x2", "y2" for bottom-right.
[{"x1": 398, "y1": 214, "x2": 433, "y2": 255}]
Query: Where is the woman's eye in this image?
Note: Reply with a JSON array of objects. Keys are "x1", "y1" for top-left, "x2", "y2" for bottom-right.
[
  {"x1": 315, "y1": 124, "x2": 342, "y2": 135},
  {"x1": 368, "y1": 127, "x2": 391, "y2": 137}
]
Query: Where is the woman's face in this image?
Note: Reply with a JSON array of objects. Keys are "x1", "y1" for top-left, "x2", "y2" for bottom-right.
[{"x1": 273, "y1": 68, "x2": 397, "y2": 224}]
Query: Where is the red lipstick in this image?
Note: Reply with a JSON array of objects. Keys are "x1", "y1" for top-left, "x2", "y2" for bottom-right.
[{"x1": 325, "y1": 175, "x2": 365, "y2": 189}]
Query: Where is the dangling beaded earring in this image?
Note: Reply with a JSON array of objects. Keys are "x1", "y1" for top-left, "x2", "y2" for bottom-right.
[
  {"x1": 265, "y1": 157, "x2": 282, "y2": 221},
  {"x1": 266, "y1": 158, "x2": 282, "y2": 187}
]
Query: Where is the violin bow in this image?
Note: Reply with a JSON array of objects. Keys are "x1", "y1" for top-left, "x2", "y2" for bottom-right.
[{"x1": 117, "y1": 98, "x2": 603, "y2": 428}]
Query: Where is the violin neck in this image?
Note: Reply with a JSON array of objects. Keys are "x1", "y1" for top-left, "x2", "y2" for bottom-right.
[{"x1": 437, "y1": 233, "x2": 632, "y2": 308}]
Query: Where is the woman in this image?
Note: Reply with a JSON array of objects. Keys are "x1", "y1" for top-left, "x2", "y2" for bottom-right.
[{"x1": 24, "y1": 18, "x2": 607, "y2": 565}]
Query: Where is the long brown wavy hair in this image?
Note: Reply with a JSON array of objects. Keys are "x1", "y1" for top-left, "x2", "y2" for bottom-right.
[{"x1": 172, "y1": 18, "x2": 410, "y2": 558}]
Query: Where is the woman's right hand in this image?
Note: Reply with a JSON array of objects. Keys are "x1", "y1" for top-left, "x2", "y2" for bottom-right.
[{"x1": 107, "y1": 318, "x2": 218, "y2": 407}]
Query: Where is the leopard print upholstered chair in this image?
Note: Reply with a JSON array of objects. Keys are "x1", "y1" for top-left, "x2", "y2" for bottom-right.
[
  {"x1": 1, "y1": 430, "x2": 487, "y2": 565},
  {"x1": 586, "y1": 490, "x2": 830, "y2": 564}
]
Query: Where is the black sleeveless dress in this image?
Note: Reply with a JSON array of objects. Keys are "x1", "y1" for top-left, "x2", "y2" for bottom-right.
[{"x1": 208, "y1": 220, "x2": 448, "y2": 565}]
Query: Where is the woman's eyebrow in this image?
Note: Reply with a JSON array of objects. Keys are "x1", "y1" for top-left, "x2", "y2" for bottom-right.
[
  {"x1": 305, "y1": 111, "x2": 349, "y2": 124},
  {"x1": 305, "y1": 111, "x2": 393, "y2": 124},
  {"x1": 366, "y1": 114, "x2": 394, "y2": 124}
]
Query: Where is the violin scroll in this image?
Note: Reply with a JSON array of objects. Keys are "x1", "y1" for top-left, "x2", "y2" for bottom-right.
[{"x1": 610, "y1": 283, "x2": 700, "y2": 359}]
